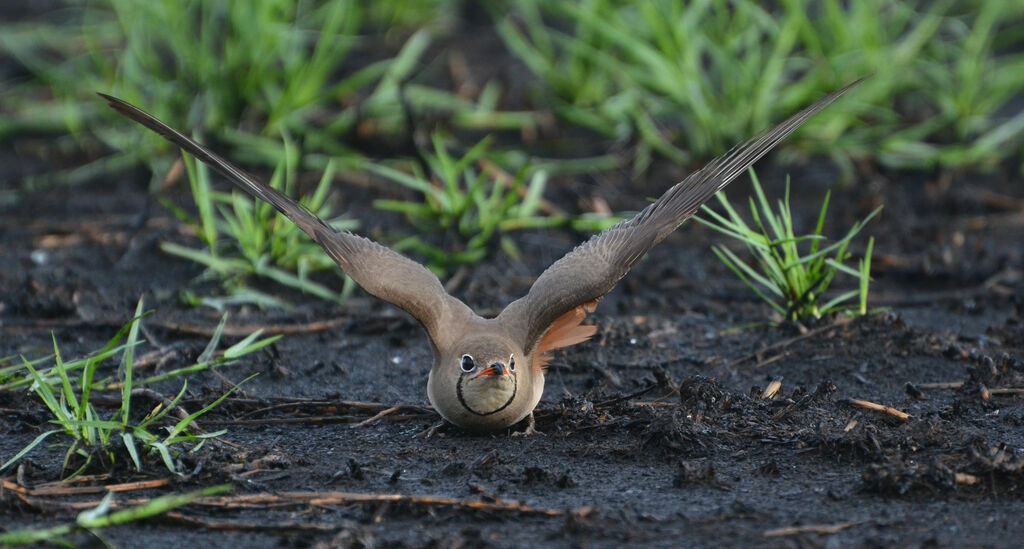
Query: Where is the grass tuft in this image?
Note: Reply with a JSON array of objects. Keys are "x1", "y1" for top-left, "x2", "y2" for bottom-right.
[
  {"x1": 160, "y1": 142, "x2": 358, "y2": 306},
  {"x1": 497, "y1": 0, "x2": 1024, "y2": 173},
  {"x1": 697, "y1": 169, "x2": 881, "y2": 322},
  {"x1": 369, "y1": 132, "x2": 621, "y2": 276},
  {"x1": 0, "y1": 298, "x2": 275, "y2": 478}
]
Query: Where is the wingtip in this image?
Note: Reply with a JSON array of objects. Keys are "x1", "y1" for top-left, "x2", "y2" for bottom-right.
[
  {"x1": 97, "y1": 92, "x2": 127, "y2": 113},
  {"x1": 837, "y1": 75, "x2": 871, "y2": 96}
]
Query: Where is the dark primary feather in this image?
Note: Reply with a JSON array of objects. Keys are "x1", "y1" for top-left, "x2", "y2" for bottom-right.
[
  {"x1": 498, "y1": 78, "x2": 867, "y2": 353},
  {"x1": 99, "y1": 93, "x2": 467, "y2": 347}
]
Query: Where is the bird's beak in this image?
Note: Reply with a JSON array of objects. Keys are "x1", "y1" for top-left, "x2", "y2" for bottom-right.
[{"x1": 473, "y1": 364, "x2": 509, "y2": 378}]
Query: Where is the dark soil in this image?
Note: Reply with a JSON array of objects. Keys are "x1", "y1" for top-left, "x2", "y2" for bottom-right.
[
  {"x1": 2, "y1": 153, "x2": 1023, "y2": 548},
  {"x1": 3, "y1": 13, "x2": 1024, "y2": 549}
]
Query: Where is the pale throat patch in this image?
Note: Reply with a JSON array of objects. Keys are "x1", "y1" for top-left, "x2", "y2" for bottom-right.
[{"x1": 456, "y1": 376, "x2": 517, "y2": 416}]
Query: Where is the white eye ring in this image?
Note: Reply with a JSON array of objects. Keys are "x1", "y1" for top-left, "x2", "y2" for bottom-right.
[
  {"x1": 460, "y1": 354, "x2": 475, "y2": 373},
  {"x1": 508, "y1": 354, "x2": 516, "y2": 372}
]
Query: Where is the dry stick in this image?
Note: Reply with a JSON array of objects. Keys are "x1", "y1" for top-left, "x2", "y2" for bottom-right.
[
  {"x1": 268, "y1": 398, "x2": 393, "y2": 408},
  {"x1": 197, "y1": 492, "x2": 586, "y2": 517},
  {"x1": 131, "y1": 387, "x2": 200, "y2": 432},
  {"x1": 628, "y1": 401, "x2": 678, "y2": 408},
  {"x1": 847, "y1": 398, "x2": 910, "y2": 420},
  {"x1": 918, "y1": 381, "x2": 964, "y2": 390},
  {"x1": 1, "y1": 478, "x2": 170, "y2": 497},
  {"x1": 915, "y1": 382, "x2": 1022, "y2": 396},
  {"x1": 228, "y1": 400, "x2": 431, "y2": 421},
  {"x1": 33, "y1": 474, "x2": 112, "y2": 488},
  {"x1": 721, "y1": 317, "x2": 852, "y2": 370},
  {"x1": 202, "y1": 414, "x2": 430, "y2": 427},
  {"x1": 350, "y1": 406, "x2": 400, "y2": 429},
  {"x1": 443, "y1": 265, "x2": 471, "y2": 294},
  {"x1": 12, "y1": 489, "x2": 586, "y2": 518},
  {"x1": 222, "y1": 397, "x2": 428, "y2": 412},
  {"x1": 990, "y1": 387, "x2": 1024, "y2": 396},
  {"x1": 129, "y1": 388, "x2": 241, "y2": 449},
  {"x1": 194, "y1": 398, "x2": 431, "y2": 419},
  {"x1": 764, "y1": 521, "x2": 861, "y2": 537},
  {"x1": 593, "y1": 383, "x2": 659, "y2": 409},
  {"x1": 754, "y1": 352, "x2": 789, "y2": 369},
  {"x1": 235, "y1": 401, "x2": 328, "y2": 419}
]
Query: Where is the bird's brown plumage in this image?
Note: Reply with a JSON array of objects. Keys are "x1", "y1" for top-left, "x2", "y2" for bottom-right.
[{"x1": 100, "y1": 77, "x2": 865, "y2": 433}]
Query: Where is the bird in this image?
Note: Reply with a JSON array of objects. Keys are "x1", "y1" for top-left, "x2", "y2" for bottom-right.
[{"x1": 100, "y1": 77, "x2": 863, "y2": 435}]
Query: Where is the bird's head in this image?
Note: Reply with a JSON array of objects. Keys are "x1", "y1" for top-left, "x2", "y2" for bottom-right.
[{"x1": 428, "y1": 336, "x2": 536, "y2": 430}]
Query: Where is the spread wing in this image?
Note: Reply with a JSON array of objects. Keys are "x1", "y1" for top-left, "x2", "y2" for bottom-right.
[
  {"x1": 100, "y1": 93, "x2": 470, "y2": 349},
  {"x1": 498, "y1": 78, "x2": 866, "y2": 354}
]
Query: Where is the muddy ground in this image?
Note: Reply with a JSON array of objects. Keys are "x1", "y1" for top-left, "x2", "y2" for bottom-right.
[
  {"x1": 2, "y1": 9, "x2": 1024, "y2": 546},
  {"x1": 2, "y1": 149, "x2": 1023, "y2": 548}
]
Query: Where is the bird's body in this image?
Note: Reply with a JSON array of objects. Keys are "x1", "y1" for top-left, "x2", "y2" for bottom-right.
[{"x1": 101, "y1": 78, "x2": 863, "y2": 433}]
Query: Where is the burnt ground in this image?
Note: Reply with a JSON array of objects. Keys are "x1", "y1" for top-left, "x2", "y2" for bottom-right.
[{"x1": 1, "y1": 152, "x2": 1023, "y2": 548}]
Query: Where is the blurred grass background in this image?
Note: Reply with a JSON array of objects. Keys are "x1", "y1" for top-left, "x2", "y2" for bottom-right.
[
  {"x1": 1, "y1": 0, "x2": 1021, "y2": 303},
  {"x1": 3, "y1": 0, "x2": 1021, "y2": 183}
]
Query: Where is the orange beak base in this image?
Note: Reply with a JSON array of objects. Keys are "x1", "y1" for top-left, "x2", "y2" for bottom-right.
[{"x1": 473, "y1": 364, "x2": 509, "y2": 378}]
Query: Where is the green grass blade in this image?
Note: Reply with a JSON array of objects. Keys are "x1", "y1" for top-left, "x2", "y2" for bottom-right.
[
  {"x1": 119, "y1": 432, "x2": 141, "y2": 471},
  {"x1": 119, "y1": 298, "x2": 146, "y2": 427},
  {"x1": 163, "y1": 373, "x2": 258, "y2": 442},
  {"x1": 0, "y1": 429, "x2": 62, "y2": 475},
  {"x1": 860, "y1": 236, "x2": 875, "y2": 315}
]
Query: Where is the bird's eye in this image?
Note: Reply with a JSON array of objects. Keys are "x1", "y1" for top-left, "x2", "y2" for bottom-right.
[
  {"x1": 508, "y1": 354, "x2": 516, "y2": 372},
  {"x1": 460, "y1": 355, "x2": 475, "y2": 373}
]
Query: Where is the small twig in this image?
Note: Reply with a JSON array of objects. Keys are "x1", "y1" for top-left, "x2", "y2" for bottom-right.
[
  {"x1": 913, "y1": 382, "x2": 1022, "y2": 397},
  {"x1": 415, "y1": 421, "x2": 447, "y2": 439},
  {"x1": 629, "y1": 401, "x2": 678, "y2": 408},
  {"x1": 33, "y1": 474, "x2": 112, "y2": 488},
  {"x1": 2, "y1": 477, "x2": 170, "y2": 497},
  {"x1": 198, "y1": 491, "x2": 587, "y2": 517},
  {"x1": 722, "y1": 317, "x2": 852, "y2": 370},
  {"x1": 593, "y1": 383, "x2": 659, "y2": 409},
  {"x1": 754, "y1": 352, "x2": 789, "y2": 369},
  {"x1": 443, "y1": 265, "x2": 470, "y2": 295},
  {"x1": 350, "y1": 406, "x2": 400, "y2": 428},
  {"x1": 764, "y1": 521, "x2": 861, "y2": 537},
  {"x1": 847, "y1": 398, "x2": 910, "y2": 420},
  {"x1": 203, "y1": 414, "x2": 431, "y2": 427},
  {"x1": 918, "y1": 381, "x2": 964, "y2": 390},
  {"x1": 219, "y1": 397, "x2": 427, "y2": 413},
  {"x1": 13, "y1": 489, "x2": 588, "y2": 518},
  {"x1": 990, "y1": 387, "x2": 1024, "y2": 397},
  {"x1": 228, "y1": 400, "x2": 432, "y2": 423},
  {"x1": 131, "y1": 387, "x2": 199, "y2": 432}
]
